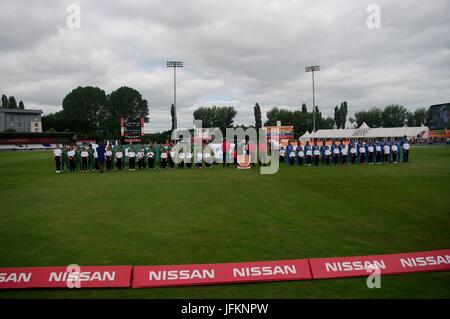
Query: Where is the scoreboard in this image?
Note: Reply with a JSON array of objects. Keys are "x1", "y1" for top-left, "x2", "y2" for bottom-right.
[
  {"x1": 429, "y1": 103, "x2": 450, "y2": 130},
  {"x1": 120, "y1": 117, "x2": 144, "y2": 142}
]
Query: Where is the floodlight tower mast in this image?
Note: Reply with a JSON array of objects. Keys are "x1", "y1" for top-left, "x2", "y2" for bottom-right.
[
  {"x1": 305, "y1": 65, "x2": 320, "y2": 132},
  {"x1": 166, "y1": 61, "x2": 184, "y2": 130}
]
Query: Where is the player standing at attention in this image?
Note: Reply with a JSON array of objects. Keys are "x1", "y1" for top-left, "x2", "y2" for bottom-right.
[
  {"x1": 350, "y1": 142, "x2": 357, "y2": 164},
  {"x1": 115, "y1": 147, "x2": 124, "y2": 170},
  {"x1": 87, "y1": 144, "x2": 95, "y2": 172},
  {"x1": 289, "y1": 146, "x2": 296, "y2": 166},
  {"x1": 391, "y1": 142, "x2": 398, "y2": 163},
  {"x1": 313, "y1": 145, "x2": 320, "y2": 166},
  {"x1": 305, "y1": 142, "x2": 312, "y2": 166},
  {"x1": 61, "y1": 145, "x2": 69, "y2": 173},
  {"x1": 375, "y1": 142, "x2": 382, "y2": 164},
  {"x1": 359, "y1": 143, "x2": 366, "y2": 164},
  {"x1": 160, "y1": 148, "x2": 168, "y2": 169},
  {"x1": 128, "y1": 146, "x2": 136, "y2": 171},
  {"x1": 368, "y1": 143, "x2": 374, "y2": 164},
  {"x1": 333, "y1": 144, "x2": 340, "y2": 165},
  {"x1": 75, "y1": 145, "x2": 81, "y2": 172},
  {"x1": 179, "y1": 150, "x2": 186, "y2": 168},
  {"x1": 186, "y1": 148, "x2": 193, "y2": 168},
  {"x1": 403, "y1": 140, "x2": 410, "y2": 162},
  {"x1": 195, "y1": 149, "x2": 203, "y2": 168},
  {"x1": 383, "y1": 143, "x2": 391, "y2": 163},
  {"x1": 296, "y1": 142, "x2": 304, "y2": 166},
  {"x1": 320, "y1": 141, "x2": 326, "y2": 164},
  {"x1": 105, "y1": 146, "x2": 113, "y2": 171},
  {"x1": 325, "y1": 146, "x2": 331, "y2": 165},
  {"x1": 341, "y1": 144, "x2": 348, "y2": 164},
  {"x1": 204, "y1": 150, "x2": 212, "y2": 168},
  {"x1": 137, "y1": 148, "x2": 145, "y2": 170},
  {"x1": 147, "y1": 146, "x2": 155, "y2": 169},
  {"x1": 285, "y1": 141, "x2": 293, "y2": 166},
  {"x1": 67, "y1": 146, "x2": 76, "y2": 172},
  {"x1": 279, "y1": 146, "x2": 286, "y2": 164},
  {"x1": 53, "y1": 144, "x2": 62, "y2": 173},
  {"x1": 81, "y1": 147, "x2": 89, "y2": 172}
]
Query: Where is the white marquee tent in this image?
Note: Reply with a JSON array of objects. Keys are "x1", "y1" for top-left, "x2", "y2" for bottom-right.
[{"x1": 301, "y1": 123, "x2": 428, "y2": 141}]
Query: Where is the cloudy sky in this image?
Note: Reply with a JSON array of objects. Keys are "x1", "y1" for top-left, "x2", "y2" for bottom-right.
[{"x1": 1, "y1": 0, "x2": 449, "y2": 132}]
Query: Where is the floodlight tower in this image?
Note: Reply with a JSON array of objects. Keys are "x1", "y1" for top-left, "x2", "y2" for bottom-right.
[
  {"x1": 305, "y1": 65, "x2": 320, "y2": 132},
  {"x1": 166, "y1": 61, "x2": 184, "y2": 130}
]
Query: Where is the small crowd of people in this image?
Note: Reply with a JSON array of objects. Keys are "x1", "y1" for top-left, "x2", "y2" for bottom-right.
[{"x1": 52, "y1": 139, "x2": 410, "y2": 173}]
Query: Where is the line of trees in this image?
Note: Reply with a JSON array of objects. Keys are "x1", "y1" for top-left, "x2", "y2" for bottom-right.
[
  {"x1": 42, "y1": 86, "x2": 149, "y2": 140},
  {"x1": 264, "y1": 103, "x2": 335, "y2": 137},
  {"x1": 1, "y1": 94, "x2": 25, "y2": 109},
  {"x1": 349, "y1": 105, "x2": 430, "y2": 128},
  {"x1": 40, "y1": 85, "x2": 431, "y2": 141}
]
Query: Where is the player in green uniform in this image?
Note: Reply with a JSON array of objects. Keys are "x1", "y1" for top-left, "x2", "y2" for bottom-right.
[
  {"x1": 75, "y1": 145, "x2": 81, "y2": 172},
  {"x1": 87, "y1": 144, "x2": 95, "y2": 171},
  {"x1": 61, "y1": 145, "x2": 69, "y2": 173},
  {"x1": 154, "y1": 143, "x2": 161, "y2": 169}
]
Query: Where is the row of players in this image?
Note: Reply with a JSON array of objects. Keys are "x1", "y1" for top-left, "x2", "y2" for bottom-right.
[
  {"x1": 279, "y1": 140, "x2": 410, "y2": 166},
  {"x1": 53, "y1": 143, "x2": 242, "y2": 173},
  {"x1": 52, "y1": 139, "x2": 410, "y2": 173}
]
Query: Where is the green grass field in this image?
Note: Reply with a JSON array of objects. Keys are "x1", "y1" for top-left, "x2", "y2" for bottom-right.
[{"x1": 0, "y1": 146, "x2": 449, "y2": 298}]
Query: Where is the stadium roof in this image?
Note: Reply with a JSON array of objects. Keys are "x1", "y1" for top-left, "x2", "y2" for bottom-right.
[{"x1": 301, "y1": 123, "x2": 428, "y2": 140}]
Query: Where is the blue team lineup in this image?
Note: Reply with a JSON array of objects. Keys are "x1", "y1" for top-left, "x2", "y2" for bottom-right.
[
  {"x1": 51, "y1": 137, "x2": 411, "y2": 173},
  {"x1": 280, "y1": 139, "x2": 410, "y2": 166}
]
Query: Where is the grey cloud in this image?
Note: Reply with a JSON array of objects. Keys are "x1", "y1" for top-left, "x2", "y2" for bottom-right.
[{"x1": 0, "y1": 0, "x2": 449, "y2": 132}]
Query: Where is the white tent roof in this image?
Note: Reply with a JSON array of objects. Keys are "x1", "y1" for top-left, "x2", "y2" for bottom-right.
[{"x1": 306, "y1": 123, "x2": 428, "y2": 140}]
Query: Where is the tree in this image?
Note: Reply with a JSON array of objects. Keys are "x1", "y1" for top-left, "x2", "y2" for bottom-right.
[
  {"x1": 411, "y1": 107, "x2": 427, "y2": 127},
  {"x1": 381, "y1": 104, "x2": 408, "y2": 127},
  {"x1": 1, "y1": 95, "x2": 7, "y2": 108},
  {"x1": 41, "y1": 111, "x2": 69, "y2": 132},
  {"x1": 18, "y1": 100, "x2": 25, "y2": 109},
  {"x1": 334, "y1": 106, "x2": 340, "y2": 128},
  {"x1": 339, "y1": 101, "x2": 348, "y2": 128},
  {"x1": 301, "y1": 103, "x2": 308, "y2": 114},
  {"x1": 354, "y1": 107, "x2": 383, "y2": 127},
  {"x1": 103, "y1": 86, "x2": 149, "y2": 138},
  {"x1": 254, "y1": 103, "x2": 262, "y2": 136},
  {"x1": 61, "y1": 86, "x2": 107, "y2": 137},
  {"x1": 8, "y1": 96, "x2": 17, "y2": 109},
  {"x1": 265, "y1": 105, "x2": 333, "y2": 137},
  {"x1": 193, "y1": 106, "x2": 236, "y2": 134},
  {"x1": 170, "y1": 104, "x2": 176, "y2": 131}
]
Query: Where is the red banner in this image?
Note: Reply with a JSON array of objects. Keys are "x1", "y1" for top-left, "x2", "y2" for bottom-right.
[
  {"x1": 0, "y1": 265, "x2": 132, "y2": 289},
  {"x1": 309, "y1": 249, "x2": 450, "y2": 279},
  {"x1": 133, "y1": 259, "x2": 311, "y2": 288}
]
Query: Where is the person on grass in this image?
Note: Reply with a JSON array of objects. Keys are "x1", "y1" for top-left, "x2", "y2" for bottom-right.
[
  {"x1": 105, "y1": 146, "x2": 113, "y2": 171},
  {"x1": 296, "y1": 142, "x2": 304, "y2": 166},
  {"x1": 402, "y1": 140, "x2": 410, "y2": 162},
  {"x1": 383, "y1": 143, "x2": 391, "y2": 163},
  {"x1": 96, "y1": 143, "x2": 106, "y2": 173},
  {"x1": 325, "y1": 146, "x2": 331, "y2": 165},
  {"x1": 341, "y1": 144, "x2": 348, "y2": 164},
  {"x1": 67, "y1": 146, "x2": 76, "y2": 172},
  {"x1": 137, "y1": 148, "x2": 145, "y2": 170},
  {"x1": 81, "y1": 147, "x2": 89, "y2": 172},
  {"x1": 350, "y1": 143, "x2": 357, "y2": 164},
  {"x1": 115, "y1": 147, "x2": 124, "y2": 170},
  {"x1": 61, "y1": 145, "x2": 69, "y2": 173},
  {"x1": 127, "y1": 146, "x2": 136, "y2": 171},
  {"x1": 359, "y1": 143, "x2": 366, "y2": 164},
  {"x1": 53, "y1": 144, "x2": 62, "y2": 174},
  {"x1": 391, "y1": 143, "x2": 398, "y2": 163},
  {"x1": 147, "y1": 146, "x2": 155, "y2": 169}
]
